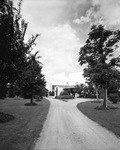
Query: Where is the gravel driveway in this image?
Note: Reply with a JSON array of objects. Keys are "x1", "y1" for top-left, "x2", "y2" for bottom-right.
[{"x1": 34, "y1": 97, "x2": 120, "y2": 150}]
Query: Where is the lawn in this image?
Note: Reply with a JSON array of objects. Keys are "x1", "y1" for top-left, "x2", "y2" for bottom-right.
[
  {"x1": 0, "y1": 97, "x2": 50, "y2": 150},
  {"x1": 77, "y1": 100, "x2": 120, "y2": 138}
]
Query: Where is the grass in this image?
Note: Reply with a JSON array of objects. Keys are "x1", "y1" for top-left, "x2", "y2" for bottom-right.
[
  {"x1": 0, "y1": 97, "x2": 50, "y2": 150},
  {"x1": 77, "y1": 100, "x2": 120, "y2": 138}
]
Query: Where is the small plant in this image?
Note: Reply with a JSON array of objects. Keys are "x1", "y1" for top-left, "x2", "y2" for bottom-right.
[
  {"x1": 60, "y1": 91, "x2": 69, "y2": 96},
  {"x1": 55, "y1": 95, "x2": 74, "y2": 99},
  {"x1": 108, "y1": 93, "x2": 119, "y2": 104}
]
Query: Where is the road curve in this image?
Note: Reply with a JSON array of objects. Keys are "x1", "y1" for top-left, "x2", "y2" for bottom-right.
[{"x1": 34, "y1": 97, "x2": 120, "y2": 150}]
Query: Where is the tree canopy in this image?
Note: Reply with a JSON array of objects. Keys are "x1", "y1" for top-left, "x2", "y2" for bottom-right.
[
  {"x1": 0, "y1": 0, "x2": 47, "y2": 100},
  {"x1": 78, "y1": 24, "x2": 120, "y2": 107},
  {"x1": 21, "y1": 52, "x2": 46, "y2": 103},
  {"x1": 0, "y1": 0, "x2": 28, "y2": 97}
]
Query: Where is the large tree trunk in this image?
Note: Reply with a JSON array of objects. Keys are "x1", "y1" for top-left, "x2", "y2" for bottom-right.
[
  {"x1": 103, "y1": 87, "x2": 107, "y2": 108},
  {"x1": 94, "y1": 84, "x2": 99, "y2": 101},
  {"x1": 96, "y1": 89, "x2": 99, "y2": 101},
  {"x1": 94, "y1": 85, "x2": 99, "y2": 101}
]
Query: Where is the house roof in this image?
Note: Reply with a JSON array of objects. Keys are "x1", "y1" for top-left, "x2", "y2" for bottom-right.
[{"x1": 53, "y1": 85, "x2": 76, "y2": 89}]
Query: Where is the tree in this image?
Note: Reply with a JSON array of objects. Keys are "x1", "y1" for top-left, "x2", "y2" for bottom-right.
[
  {"x1": 0, "y1": 0, "x2": 28, "y2": 97},
  {"x1": 107, "y1": 69, "x2": 120, "y2": 94},
  {"x1": 21, "y1": 51, "x2": 46, "y2": 104},
  {"x1": 78, "y1": 24, "x2": 120, "y2": 107},
  {"x1": 76, "y1": 83, "x2": 96, "y2": 98},
  {"x1": 75, "y1": 84, "x2": 85, "y2": 97},
  {"x1": 85, "y1": 82, "x2": 96, "y2": 98},
  {"x1": 0, "y1": 0, "x2": 44, "y2": 101}
]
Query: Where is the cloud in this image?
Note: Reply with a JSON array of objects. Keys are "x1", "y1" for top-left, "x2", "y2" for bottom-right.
[
  {"x1": 16, "y1": 0, "x2": 86, "y2": 87},
  {"x1": 35, "y1": 23, "x2": 85, "y2": 87},
  {"x1": 68, "y1": 72, "x2": 85, "y2": 84},
  {"x1": 39, "y1": 24, "x2": 82, "y2": 76},
  {"x1": 21, "y1": 0, "x2": 66, "y2": 26},
  {"x1": 46, "y1": 71, "x2": 85, "y2": 90},
  {"x1": 95, "y1": 0, "x2": 120, "y2": 25},
  {"x1": 73, "y1": 0, "x2": 120, "y2": 27},
  {"x1": 73, "y1": 7, "x2": 93, "y2": 24},
  {"x1": 61, "y1": 0, "x2": 92, "y2": 22},
  {"x1": 14, "y1": 0, "x2": 120, "y2": 89},
  {"x1": 92, "y1": 0, "x2": 100, "y2": 5},
  {"x1": 49, "y1": 73, "x2": 67, "y2": 85}
]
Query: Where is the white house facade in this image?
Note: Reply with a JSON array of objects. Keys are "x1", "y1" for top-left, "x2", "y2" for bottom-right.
[{"x1": 52, "y1": 85, "x2": 78, "y2": 97}]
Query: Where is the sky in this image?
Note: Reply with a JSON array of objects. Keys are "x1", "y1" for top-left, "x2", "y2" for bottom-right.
[{"x1": 14, "y1": 0, "x2": 120, "y2": 90}]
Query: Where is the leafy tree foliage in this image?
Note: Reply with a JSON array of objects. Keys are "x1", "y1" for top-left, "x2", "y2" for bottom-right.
[
  {"x1": 76, "y1": 83, "x2": 96, "y2": 98},
  {"x1": 75, "y1": 84, "x2": 85, "y2": 97},
  {"x1": 21, "y1": 52, "x2": 46, "y2": 104},
  {"x1": 0, "y1": 0, "x2": 47, "y2": 101},
  {"x1": 78, "y1": 24, "x2": 120, "y2": 107},
  {"x1": 0, "y1": 0, "x2": 28, "y2": 97}
]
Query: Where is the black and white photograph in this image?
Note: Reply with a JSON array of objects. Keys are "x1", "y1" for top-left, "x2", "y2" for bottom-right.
[{"x1": 0, "y1": 0, "x2": 120, "y2": 149}]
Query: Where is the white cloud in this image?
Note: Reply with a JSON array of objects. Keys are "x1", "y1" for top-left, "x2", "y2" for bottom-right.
[
  {"x1": 50, "y1": 73, "x2": 67, "y2": 85},
  {"x1": 32, "y1": 23, "x2": 85, "y2": 88},
  {"x1": 92, "y1": 0, "x2": 100, "y2": 6},
  {"x1": 15, "y1": 0, "x2": 120, "y2": 90},
  {"x1": 17, "y1": 0, "x2": 85, "y2": 87},
  {"x1": 97, "y1": 0, "x2": 120, "y2": 25},
  {"x1": 73, "y1": 19, "x2": 81, "y2": 24},
  {"x1": 68, "y1": 72, "x2": 85, "y2": 84},
  {"x1": 38, "y1": 24, "x2": 82, "y2": 81},
  {"x1": 73, "y1": 0, "x2": 120, "y2": 26},
  {"x1": 73, "y1": 8, "x2": 93, "y2": 24}
]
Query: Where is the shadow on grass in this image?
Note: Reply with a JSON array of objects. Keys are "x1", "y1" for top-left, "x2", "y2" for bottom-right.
[
  {"x1": 90, "y1": 100, "x2": 118, "y2": 110},
  {"x1": 0, "y1": 112, "x2": 15, "y2": 123},
  {"x1": 95, "y1": 105, "x2": 118, "y2": 110},
  {"x1": 91, "y1": 100, "x2": 102, "y2": 103},
  {"x1": 24, "y1": 102, "x2": 38, "y2": 106}
]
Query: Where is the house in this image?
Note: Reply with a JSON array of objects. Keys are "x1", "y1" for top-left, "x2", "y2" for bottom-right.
[{"x1": 52, "y1": 84, "x2": 77, "y2": 97}]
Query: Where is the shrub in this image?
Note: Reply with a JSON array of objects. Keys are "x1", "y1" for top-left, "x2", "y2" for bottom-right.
[
  {"x1": 55, "y1": 95, "x2": 74, "y2": 99},
  {"x1": 60, "y1": 91, "x2": 69, "y2": 96},
  {"x1": 108, "y1": 93, "x2": 119, "y2": 104}
]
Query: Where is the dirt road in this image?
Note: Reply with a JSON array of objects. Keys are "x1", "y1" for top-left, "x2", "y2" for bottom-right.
[{"x1": 34, "y1": 97, "x2": 120, "y2": 150}]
